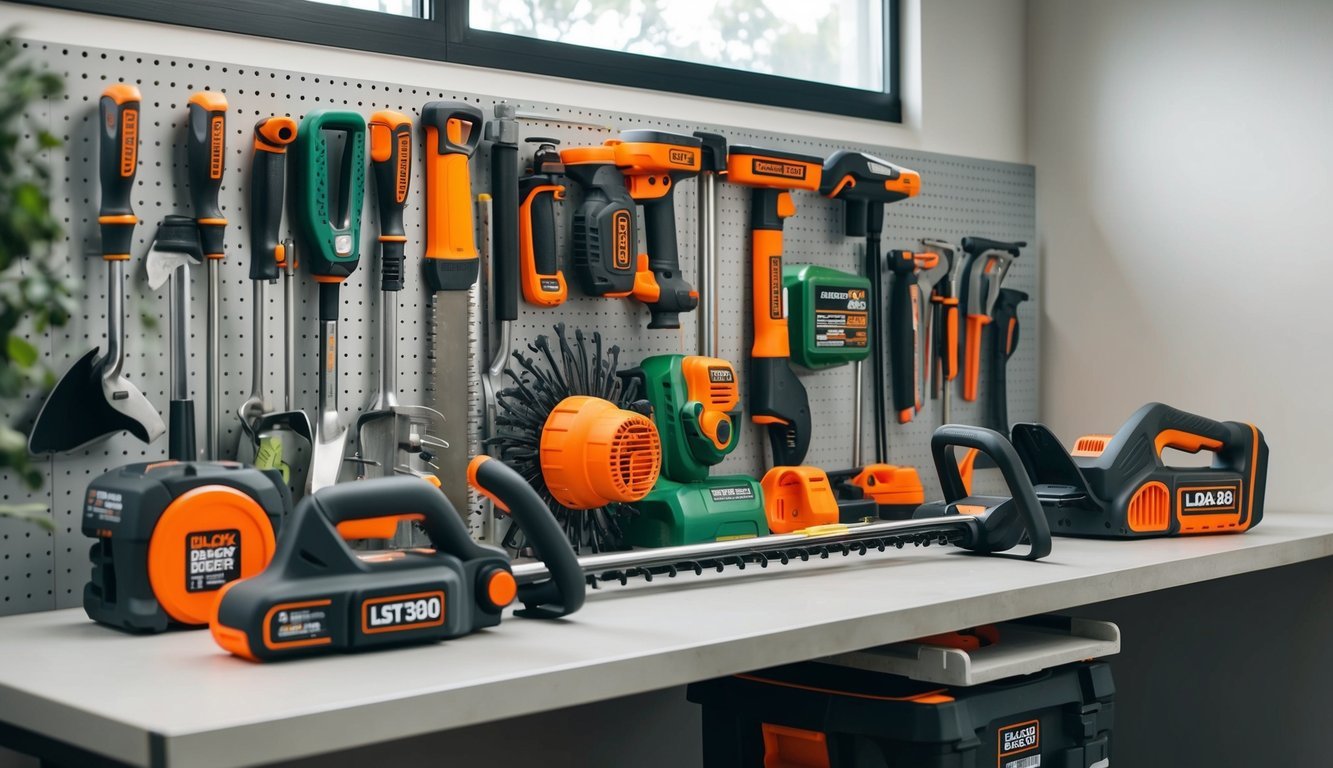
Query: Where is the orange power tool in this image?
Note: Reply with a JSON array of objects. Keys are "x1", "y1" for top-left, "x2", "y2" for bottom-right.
[
  {"x1": 613, "y1": 130, "x2": 702, "y2": 329},
  {"x1": 960, "y1": 237, "x2": 1024, "y2": 402},
  {"x1": 518, "y1": 137, "x2": 568, "y2": 306},
  {"x1": 727, "y1": 145, "x2": 824, "y2": 466},
  {"x1": 420, "y1": 102, "x2": 484, "y2": 293}
]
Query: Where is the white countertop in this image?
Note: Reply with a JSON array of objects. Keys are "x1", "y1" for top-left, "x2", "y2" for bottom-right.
[{"x1": 1, "y1": 512, "x2": 1330, "y2": 767}]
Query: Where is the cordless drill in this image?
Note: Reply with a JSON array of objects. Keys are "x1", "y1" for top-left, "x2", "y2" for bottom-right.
[
  {"x1": 561, "y1": 144, "x2": 638, "y2": 297},
  {"x1": 613, "y1": 130, "x2": 702, "y2": 329}
]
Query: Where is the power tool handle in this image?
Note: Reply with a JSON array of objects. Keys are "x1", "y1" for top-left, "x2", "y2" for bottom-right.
[
  {"x1": 749, "y1": 188, "x2": 790, "y2": 359},
  {"x1": 248, "y1": 117, "x2": 297, "y2": 281},
  {"x1": 468, "y1": 456, "x2": 585, "y2": 618},
  {"x1": 1120, "y1": 402, "x2": 1248, "y2": 462},
  {"x1": 186, "y1": 92, "x2": 228, "y2": 259},
  {"x1": 642, "y1": 195, "x2": 680, "y2": 274},
  {"x1": 98, "y1": 84, "x2": 140, "y2": 261},
  {"x1": 988, "y1": 288, "x2": 1028, "y2": 431},
  {"x1": 518, "y1": 178, "x2": 567, "y2": 305},
  {"x1": 311, "y1": 475, "x2": 492, "y2": 562},
  {"x1": 490, "y1": 137, "x2": 520, "y2": 320},
  {"x1": 930, "y1": 424, "x2": 1052, "y2": 560}
]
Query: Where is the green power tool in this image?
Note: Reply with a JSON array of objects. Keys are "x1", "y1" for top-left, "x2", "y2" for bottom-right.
[{"x1": 621, "y1": 355, "x2": 769, "y2": 547}]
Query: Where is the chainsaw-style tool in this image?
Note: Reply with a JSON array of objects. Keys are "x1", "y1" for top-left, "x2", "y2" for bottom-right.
[
  {"x1": 727, "y1": 145, "x2": 824, "y2": 467},
  {"x1": 186, "y1": 91, "x2": 228, "y2": 460},
  {"x1": 820, "y1": 151, "x2": 921, "y2": 464},
  {"x1": 960, "y1": 237, "x2": 1024, "y2": 403},
  {"x1": 519, "y1": 137, "x2": 567, "y2": 306},
  {"x1": 987, "y1": 287, "x2": 1027, "y2": 431},
  {"x1": 513, "y1": 424, "x2": 1052, "y2": 589},
  {"x1": 920, "y1": 238, "x2": 965, "y2": 423},
  {"x1": 1013, "y1": 403, "x2": 1267, "y2": 538},
  {"x1": 356, "y1": 111, "x2": 446, "y2": 491},
  {"x1": 614, "y1": 130, "x2": 703, "y2": 329},
  {"x1": 421, "y1": 101, "x2": 484, "y2": 511},
  {"x1": 144, "y1": 216, "x2": 204, "y2": 461},
  {"x1": 238, "y1": 116, "x2": 298, "y2": 467},
  {"x1": 293, "y1": 109, "x2": 367, "y2": 493},
  {"x1": 29, "y1": 84, "x2": 166, "y2": 454},
  {"x1": 211, "y1": 457, "x2": 585, "y2": 661},
  {"x1": 693, "y1": 132, "x2": 727, "y2": 356},
  {"x1": 488, "y1": 324, "x2": 661, "y2": 553}
]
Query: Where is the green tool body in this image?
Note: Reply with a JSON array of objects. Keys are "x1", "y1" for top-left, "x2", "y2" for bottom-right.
[
  {"x1": 783, "y1": 264, "x2": 873, "y2": 370},
  {"x1": 624, "y1": 355, "x2": 768, "y2": 547}
]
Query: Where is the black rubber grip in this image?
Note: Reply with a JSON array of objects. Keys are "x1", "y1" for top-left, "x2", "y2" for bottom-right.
[
  {"x1": 472, "y1": 458, "x2": 585, "y2": 618},
  {"x1": 310, "y1": 475, "x2": 491, "y2": 562},
  {"x1": 491, "y1": 142, "x2": 520, "y2": 321},
  {"x1": 886, "y1": 250, "x2": 917, "y2": 422},
  {"x1": 750, "y1": 187, "x2": 786, "y2": 231},
  {"x1": 843, "y1": 200, "x2": 868, "y2": 238},
  {"x1": 318, "y1": 282, "x2": 340, "y2": 324},
  {"x1": 168, "y1": 400, "x2": 196, "y2": 462},
  {"x1": 526, "y1": 184, "x2": 561, "y2": 277},
  {"x1": 98, "y1": 87, "x2": 138, "y2": 259},
  {"x1": 988, "y1": 288, "x2": 1027, "y2": 431},
  {"x1": 187, "y1": 95, "x2": 227, "y2": 257},
  {"x1": 930, "y1": 425, "x2": 1052, "y2": 560},
  {"x1": 961, "y1": 237, "x2": 1025, "y2": 258},
  {"x1": 750, "y1": 358, "x2": 812, "y2": 466},
  {"x1": 642, "y1": 195, "x2": 680, "y2": 274},
  {"x1": 248, "y1": 117, "x2": 294, "y2": 281},
  {"x1": 370, "y1": 117, "x2": 411, "y2": 291}
]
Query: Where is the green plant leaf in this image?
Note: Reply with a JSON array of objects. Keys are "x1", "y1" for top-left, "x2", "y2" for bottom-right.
[
  {"x1": 0, "y1": 503, "x2": 54, "y2": 532},
  {"x1": 6, "y1": 334, "x2": 37, "y2": 366}
]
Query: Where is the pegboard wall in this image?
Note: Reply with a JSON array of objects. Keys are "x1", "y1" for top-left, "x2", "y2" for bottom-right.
[{"x1": 0, "y1": 38, "x2": 1036, "y2": 616}]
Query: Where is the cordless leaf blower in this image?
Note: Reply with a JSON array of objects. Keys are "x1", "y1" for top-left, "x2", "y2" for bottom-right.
[
  {"x1": 210, "y1": 457, "x2": 585, "y2": 661},
  {"x1": 1012, "y1": 402, "x2": 1268, "y2": 538}
]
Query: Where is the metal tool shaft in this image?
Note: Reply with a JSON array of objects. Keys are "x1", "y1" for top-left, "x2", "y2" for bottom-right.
[
  {"x1": 248, "y1": 280, "x2": 265, "y2": 402},
  {"x1": 283, "y1": 241, "x2": 297, "y2": 411},
  {"x1": 697, "y1": 169, "x2": 718, "y2": 357},
  {"x1": 104, "y1": 260, "x2": 125, "y2": 380},
  {"x1": 206, "y1": 260, "x2": 220, "y2": 458},
  {"x1": 512, "y1": 516, "x2": 971, "y2": 586}
]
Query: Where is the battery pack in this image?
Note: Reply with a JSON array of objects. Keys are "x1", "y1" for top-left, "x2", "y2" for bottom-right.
[
  {"x1": 784, "y1": 264, "x2": 872, "y2": 369},
  {"x1": 688, "y1": 660, "x2": 1113, "y2": 768},
  {"x1": 83, "y1": 461, "x2": 289, "y2": 633}
]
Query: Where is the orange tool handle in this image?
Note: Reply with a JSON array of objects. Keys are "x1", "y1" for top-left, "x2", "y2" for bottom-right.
[
  {"x1": 939, "y1": 297, "x2": 960, "y2": 380},
  {"x1": 750, "y1": 188, "x2": 795, "y2": 359},
  {"x1": 518, "y1": 181, "x2": 568, "y2": 306},
  {"x1": 420, "y1": 102, "x2": 483, "y2": 292},
  {"x1": 370, "y1": 110, "x2": 413, "y2": 292},
  {"x1": 97, "y1": 84, "x2": 140, "y2": 261},
  {"x1": 187, "y1": 91, "x2": 228, "y2": 260},
  {"x1": 963, "y1": 313, "x2": 990, "y2": 402},
  {"x1": 248, "y1": 116, "x2": 298, "y2": 281}
]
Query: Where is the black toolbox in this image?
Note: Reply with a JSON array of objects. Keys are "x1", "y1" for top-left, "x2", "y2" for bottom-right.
[{"x1": 687, "y1": 660, "x2": 1113, "y2": 767}]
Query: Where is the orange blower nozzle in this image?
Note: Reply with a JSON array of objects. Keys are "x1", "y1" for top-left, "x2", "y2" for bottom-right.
[{"x1": 540, "y1": 396, "x2": 663, "y2": 510}]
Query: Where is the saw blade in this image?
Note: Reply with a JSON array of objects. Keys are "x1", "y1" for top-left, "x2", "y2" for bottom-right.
[{"x1": 426, "y1": 289, "x2": 476, "y2": 519}]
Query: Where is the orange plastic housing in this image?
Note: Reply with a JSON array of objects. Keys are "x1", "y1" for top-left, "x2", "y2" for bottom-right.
[
  {"x1": 540, "y1": 396, "x2": 662, "y2": 510},
  {"x1": 761, "y1": 466, "x2": 840, "y2": 533}
]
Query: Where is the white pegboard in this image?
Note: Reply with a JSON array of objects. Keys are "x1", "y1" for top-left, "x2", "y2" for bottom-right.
[{"x1": 0, "y1": 39, "x2": 1036, "y2": 615}]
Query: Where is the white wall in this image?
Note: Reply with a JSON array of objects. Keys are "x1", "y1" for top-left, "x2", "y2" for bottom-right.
[
  {"x1": 0, "y1": 0, "x2": 1027, "y2": 163},
  {"x1": 1028, "y1": 0, "x2": 1333, "y2": 513}
]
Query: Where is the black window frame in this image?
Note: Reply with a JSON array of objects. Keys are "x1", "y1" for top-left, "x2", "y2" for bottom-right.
[{"x1": 15, "y1": 0, "x2": 901, "y2": 123}]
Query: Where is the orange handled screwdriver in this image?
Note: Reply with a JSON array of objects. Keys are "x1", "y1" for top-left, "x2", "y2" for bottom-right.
[
  {"x1": 187, "y1": 91, "x2": 228, "y2": 460},
  {"x1": 920, "y1": 238, "x2": 964, "y2": 423}
]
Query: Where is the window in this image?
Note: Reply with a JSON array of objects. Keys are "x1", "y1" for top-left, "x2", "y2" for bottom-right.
[{"x1": 18, "y1": 0, "x2": 899, "y2": 121}]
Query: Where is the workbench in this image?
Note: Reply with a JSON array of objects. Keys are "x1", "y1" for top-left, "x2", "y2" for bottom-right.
[{"x1": 1, "y1": 513, "x2": 1330, "y2": 768}]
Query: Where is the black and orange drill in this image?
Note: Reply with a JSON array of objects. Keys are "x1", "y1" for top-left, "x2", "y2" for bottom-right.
[
  {"x1": 613, "y1": 130, "x2": 702, "y2": 329},
  {"x1": 726, "y1": 145, "x2": 824, "y2": 467},
  {"x1": 518, "y1": 137, "x2": 568, "y2": 306},
  {"x1": 561, "y1": 144, "x2": 638, "y2": 297}
]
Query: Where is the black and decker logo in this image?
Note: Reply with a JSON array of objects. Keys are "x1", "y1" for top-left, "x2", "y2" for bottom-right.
[
  {"x1": 669, "y1": 148, "x2": 694, "y2": 166},
  {"x1": 612, "y1": 210, "x2": 632, "y2": 269},
  {"x1": 362, "y1": 591, "x2": 445, "y2": 634},
  {"x1": 998, "y1": 720, "x2": 1039, "y2": 757},
  {"x1": 1179, "y1": 483, "x2": 1240, "y2": 513},
  {"x1": 395, "y1": 131, "x2": 411, "y2": 203},
  {"x1": 186, "y1": 528, "x2": 240, "y2": 593},
  {"x1": 120, "y1": 109, "x2": 138, "y2": 177},
  {"x1": 708, "y1": 366, "x2": 735, "y2": 384},
  {"x1": 209, "y1": 116, "x2": 225, "y2": 179},
  {"x1": 768, "y1": 256, "x2": 783, "y2": 319},
  {"x1": 752, "y1": 158, "x2": 806, "y2": 179}
]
